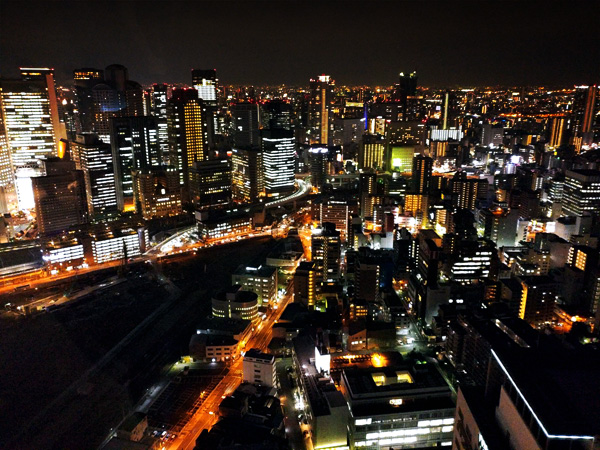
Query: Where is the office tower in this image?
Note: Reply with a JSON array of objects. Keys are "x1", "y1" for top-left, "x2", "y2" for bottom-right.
[
  {"x1": 167, "y1": 88, "x2": 208, "y2": 193},
  {"x1": 110, "y1": 116, "x2": 160, "y2": 211},
  {"x1": 571, "y1": 85, "x2": 597, "y2": 148},
  {"x1": 392, "y1": 71, "x2": 418, "y2": 120},
  {"x1": 477, "y1": 208, "x2": 519, "y2": 248},
  {"x1": 450, "y1": 171, "x2": 478, "y2": 210},
  {"x1": 0, "y1": 111, "x2": 14, "y2": 209},
  {"x1": 261, "y1": 128, "x2": 295, "y2": 195},
  {"x1": 262, "y1": 99, "x2": 292, "y2": 130},
  {"x1": 309, "y1": 146, "x2": 329, "y2": 188},
  {"x1": 450, "y1": 240, "x2": 494, "y2": 283},
  {"x1": 386, "y1": 120, "x2": 427, "y2": 147},
  {"x1": 232, "y1": 265, "x2": 278, "y2": 307},
  {"x1": 311, "y1": 222, "x2": 341, "y2": 282},
  {"x1": 191, "y1": 69, "x2": 218, "y2": 106},
  {"x1": 562, "y1": 169, "x2": 600, "y2": 216},
  {"x1": 411, "y1": 154, "x2": 433, "y2": 194},
  {"x1": 147, "y1": 83, "x2": 170, "y2": 163},
  {"x1": 0, "y1": 68, "x2": 63, "y2": 209},
  {"x1": 32, "y1": 158, "x2": 88, "y2": 235},
  {"x1": 359, "y1": 134, "x2": 385, "y2": 170},
  {"x1": 231, "y1": 102, "x2": 260, "y2": 148},
  {"x1": 91, "y1": 64, "x2": 144, "y2": 140},
  {"x1": 389, "y1": 145, "x2": 415, "y2": 172},
  {"x1": 0, "y1": 69, "x2": 61, "y2": 168},
  {"x1": 70, "y1": 133, "x2": 118, "y2": 220},
  {"x1": 480, "y1": 124, "x2": 503, "y2": 147},
  {"x1": 314, "y1": 197, "x2": 358, "y2": 241},
  {"x1": 547, "y1": 116, "x2": 566, "y2": 148},
  {"x1": 132, "y1": 167, "x2": 182, "y2": 220},
  {"x1": 355, "y1": 255, "x2": 381, "y2": 303},
  {"x1": 308, "y1": 75, "x2": 334, "y2": 145},
  {"x1": 73, "y1": 68, "x2": 104, "y2": 133},
  {"x1": 231, "y1": 147, "x2": 263, "y2": 203},
  {"x1": 189, "y1": 158, "x2": 231, "y2": 208}
]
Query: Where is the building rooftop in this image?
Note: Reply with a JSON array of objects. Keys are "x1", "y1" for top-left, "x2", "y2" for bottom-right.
[
  {"x1": 494, "y1": 346, "x2": 600, "y2": 438},
  {"x1": 233, "y1": 264, "x2": 277, "y2": 278},
  {"x1": 244, "y1": 348, "x2": 274, "y2": 363}
]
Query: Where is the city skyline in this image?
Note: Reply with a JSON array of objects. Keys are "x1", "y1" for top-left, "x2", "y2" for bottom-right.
[{"x1": 1, "y1": 0, "x2": 599, "y2": 87}]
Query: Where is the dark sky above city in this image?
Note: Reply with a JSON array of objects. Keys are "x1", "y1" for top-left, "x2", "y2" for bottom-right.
[{"x1": 1, "y1": 0, "x2": 599, "y2": 88}]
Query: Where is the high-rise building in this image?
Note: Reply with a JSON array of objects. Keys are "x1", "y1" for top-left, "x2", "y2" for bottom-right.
[
  {"x1": 411, "y1": 154, "x2": 433, "y2": 194},
  {"x1": 0, "y1": 68, "x2": 64, "y2": 209},
  {"x1": 359, "y1": 134, "x2": 385, "y2": 170},
  {"x1": 91, "y1": 64, "x2": 144, "y2": 141},
  {"x1": 231, "y1": 102, "x2": 260, "y2": 148},
  {"x1": 73, "y1": 68, "x2": 104, "y2": 133},
  {"x1": 147, "y1": 83, "x2": 170, "y2": 163},
  {"x1": 32, "y1": 158, "x2": 88, "y2": 235},
  {"x1": 388, "y1": 145, "x2": 415, "y2": 173},
  {"x1": 309, "y1": 146, "x2": 329, "y2": 188},
  {"x1": 311, "y1": 222, "x2": 341, "y2": 282},
  {"x1": 189, "y1": 159, "x2": 231, "y2": 209},
  {"x1": 308, "y1": 75, "x2": 334, "y2": 145},
  {"x1": 70, "y1": 133, "x2": 118, "y2": 220},
  {"x1": 562, "y1": 169, "x2": 600, "y2": 216},
  {"x1": 191, "y1": 69, "x2": 218, "y2": 106},
  {"x1": 0, "y1": 69, "x2": 60, "y2": 168},
  {"x1": 451, "y1": 171, "x2": 478, "y2": 210},
  {"x1": 261, "y1": 128, "x2": 295, "y2": 195},
  {"x1": 231, "y1": 147, "x2": 263, "y2": 203},
  {"x1": 167, "y1": 88, "x2": 208, "y2": 195},
  {"x1": 132, "y1": 167, "x2": 182, "y2": 220},
  {"x1": 518, "y1": 275, "x2": 556, "y2": 326},
  {"x1": 392, "y1": 71, "x2": 418, "y2": 120},
  {"x1": 110, "y1": 116, "x2": 160, "y2": 211},
  {"x1": 547, "y1": 116, "x2": 566, "y2": 148},
  {"x1": 294, "y1": 261, "x2": 318, "y2": 308},
  {"x1": 571, "y1": 85, "x2": 597, "y2": 148}
]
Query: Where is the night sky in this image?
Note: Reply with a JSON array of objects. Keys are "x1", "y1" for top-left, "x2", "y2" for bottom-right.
[{"x1": 1, "y1": 0, "x2": 599, "y2": 87}]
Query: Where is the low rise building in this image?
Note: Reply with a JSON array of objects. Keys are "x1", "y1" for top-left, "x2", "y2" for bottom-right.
[
  {"x1": 242, "y1": 348, "x2": 276, "y2": 387},
  {"x1": 212, "y1": 285, "x2": 259, "y2": 324},
  {"x1": 339, "y1": 359, "x2": 455, "y2": 449},
  {"x1": 232, "y1": 264, "x2": 278, "y2": 307}
]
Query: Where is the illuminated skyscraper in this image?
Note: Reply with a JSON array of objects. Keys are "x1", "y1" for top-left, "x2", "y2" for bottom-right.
[
  {"x1": 70, "y1": 133, "x2": 118, "y2": 220},
  {"x1": 311, "y1": 222, "x2": 341, "y2": 282},
  {"x1": 231, "y1": 102, "x2": 260, "y2": 148},
  {"x1": 110, "y1": 116, "x2": 160, "y2": 211},
  {"x1": 359, "y1": 134, "x2": 385, "y2": 170},
  {"x1": 167, "y1": 88, "x2": 208, "y2": 196},
  {"x1": 261, "y1": 128, "x2": 295, "y2": 195},
  {"x1": 548, "y1": 116, "x2": 566, "y2": 148},
  {"x1": 191, "y1": 69, "x2": 218, "y2": 106},
  {"x1": 411, "y1": 154, "x2": 433, "y2": 194},
  {"x1": 0, "y1": 68, "x2": 63, "y2": 209},
  {"x1": 308, "y1": 75, "x2": 334, "y2": 145},
  {"x1": 231, "y1": 147, "x2": 263, "y2": 203},
  {"x1": 189, "y1": 159, "x2": 231, "y2": 208},
  {"x1": 147, "y1": 83, "x2": 170, "y2": 163},
  {"x1": 0, "y1": 68, "x2": 61, "y2": 168},
  {"x1": 132, "y1": 167, "x2": 182, "y2": 220}
]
